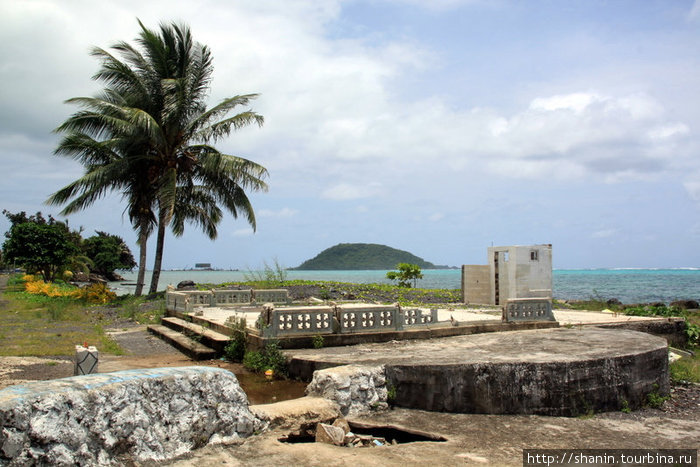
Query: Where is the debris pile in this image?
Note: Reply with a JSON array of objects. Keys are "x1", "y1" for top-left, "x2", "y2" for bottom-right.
[{"x1": 314, "y1": 418, "x2": 395, "y2": 447}]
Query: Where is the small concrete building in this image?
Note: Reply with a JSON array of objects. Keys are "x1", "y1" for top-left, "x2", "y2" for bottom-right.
[{"x1": 462, "y1": 244, "x2": 552, "y2": 305}]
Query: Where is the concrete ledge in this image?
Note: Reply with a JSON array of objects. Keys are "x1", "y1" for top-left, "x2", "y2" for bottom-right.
[
  {"x1": 592, "y1": 317, "x2": 688, "y2": 347},
  {"x1": 147, "y1": 324, "x2": 218, "y2": 360},
  {"x1": 0, "y1": 367, "x2": 266, "y2": 465}
]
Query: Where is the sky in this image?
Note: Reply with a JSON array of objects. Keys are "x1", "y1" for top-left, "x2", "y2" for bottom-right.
[{"x1": 1, "y1": 0, "x2": 699, "y2": 270}]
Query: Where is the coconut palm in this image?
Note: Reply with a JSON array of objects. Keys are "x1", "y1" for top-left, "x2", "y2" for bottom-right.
[{"x1": 49, "y1": 20, "x2": 268, "y2": 295}]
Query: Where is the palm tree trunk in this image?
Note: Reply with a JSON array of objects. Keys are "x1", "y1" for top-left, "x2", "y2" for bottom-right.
[
  {"x1": 134, "y1": 219, "x2": 148, "y2": 297},
  {"x1": 148, "y1": 212, "x2": 167, "y2": 294}
]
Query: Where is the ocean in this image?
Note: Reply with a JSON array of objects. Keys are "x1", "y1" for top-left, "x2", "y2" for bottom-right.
[{"x1": 110, "y1": 268, "x2": 700, "y2": 304}]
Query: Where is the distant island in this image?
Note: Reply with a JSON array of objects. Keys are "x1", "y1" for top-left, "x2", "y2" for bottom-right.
[{"x1": 292, "y1": 243, "x2": 450, "y2": 270}]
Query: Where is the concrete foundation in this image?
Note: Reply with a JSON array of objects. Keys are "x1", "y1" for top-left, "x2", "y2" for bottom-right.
[{"x1": 286, "y1": 328, "x2": 669, "y2": 416}]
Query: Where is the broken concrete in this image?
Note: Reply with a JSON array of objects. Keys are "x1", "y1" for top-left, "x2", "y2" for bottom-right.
[
  {"x1": 0, "y1": 367, "x2": 265, "y2": 466},
  {"x1": 305, "y1": 364, "x2": 389, "y2": 416}
]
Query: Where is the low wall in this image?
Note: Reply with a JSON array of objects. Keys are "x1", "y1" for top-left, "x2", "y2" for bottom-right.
[
  {"x1": 166, "y1": 289, "x2": 290, "y2": 313},
  {"x1": 0, "y1": 367, "x2": 266, "y2": 466}
]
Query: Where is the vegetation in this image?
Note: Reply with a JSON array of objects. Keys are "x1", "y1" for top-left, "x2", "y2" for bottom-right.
[
  {"x1": 82, "y1": 232, "x2": 136, "y2": 280},
  {"x1": 242, "y1": 258, "x2": 288, "y2": 288},
  {"x1": 386, "y1": 263, "x2": 424, "y2": 288},
  {"x1": 223, "y1": 316, "x2": 247, "y2": 362},
  {"x1": 2, "y1": 211, "x2": 137, "y2": 282},
  {"x1": 242, "y1": 342, "x2": 288, "y2": 377},
  {"x1": 48, "y1": 20, "x2": 268, "y2": 296},
  {"x1": 2, "y1": 211, "x2": 79, "y2": 282},
  {"x1": 0, "y1": 275, "x2": 122, "y2": 356},
  {"x1": 293, "y1": 243, "x2": 447, "y2": 270}
]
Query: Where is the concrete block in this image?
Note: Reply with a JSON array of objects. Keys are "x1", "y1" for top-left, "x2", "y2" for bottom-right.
[{"x1": 74, "y1": 345, "x2": 98, "y2": 375}]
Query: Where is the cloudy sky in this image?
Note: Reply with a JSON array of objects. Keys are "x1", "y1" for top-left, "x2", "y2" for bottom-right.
[{"x1": 1, "y1": 0, "x2": 699, "y2": 269}]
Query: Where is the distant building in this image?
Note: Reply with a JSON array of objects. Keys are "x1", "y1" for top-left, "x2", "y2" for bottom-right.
[
  {"x1": 194, "y1": 263, "x2": 212, "y2": 270},
  {"x1": 461, "y1": 244, "x2": 552, "y2": 305}
]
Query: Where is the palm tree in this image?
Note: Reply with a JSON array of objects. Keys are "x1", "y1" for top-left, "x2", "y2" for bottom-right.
[
  {"x1": 49, "y1": 20, "x2": 268, "y2": 295},
  {"x1": 47, "y1": 133, "x2": 157, "y2": 296}
]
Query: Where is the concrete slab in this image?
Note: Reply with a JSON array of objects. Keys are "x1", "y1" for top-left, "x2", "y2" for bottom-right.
[{"x1": 286, "y1": 328, "x2": 669, "y2": 416}]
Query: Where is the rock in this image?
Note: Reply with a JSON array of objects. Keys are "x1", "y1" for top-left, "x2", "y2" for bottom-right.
[
  {"x1": 606, "y1": 298, "x2": 622, "y2": 306},
  {"x1": 332, "y1": 417, "x2": 351, "y2": 434},
  {"x1": 73, "y1": 272, "x2": 89, "y2": 282},
  {"x1": 177, "y1": 280, "x2": 196, "y2": 290},
  {"x1": 107, "y1": 272, "x2": 126, "y2": 282},
  {"x1": 315, "y1": 423, "x2": 345, "y2": 446},
  {"x1": 306, "y1": 365, "x2": 388, "y2": 416},
  {"x1": 0, "y1": 367, "x2": 266, "y2": 465},
  {"x1": 88, "y1": 273, "x2": 108, "y2": 283},
  {"x1": 670, "y1": 300, "x2": 699, "y2": 310}
]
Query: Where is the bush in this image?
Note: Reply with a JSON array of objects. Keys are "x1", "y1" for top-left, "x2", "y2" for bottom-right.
[
  {"x1": 243, "y1": 342, "x2": 288, "y2": 376},
  {"x1": 71, "y1": 283, "x2": 117, "y2": 304}
]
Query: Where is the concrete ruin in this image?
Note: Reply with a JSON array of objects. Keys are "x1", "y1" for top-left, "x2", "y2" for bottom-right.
[
  {"x1": 0, "y1": 367, "x2": 265, "y2": 465},
  {"x1": 462, "y1": 244, "x2": 553, "y2": 305},
  {"x1": 287, "y1": 328, "x2": 670, "y2": 416}
]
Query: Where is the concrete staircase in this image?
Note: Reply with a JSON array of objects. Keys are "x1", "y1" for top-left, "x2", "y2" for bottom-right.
[{"x1": 148, "y1": 316, "x2": 232, "y2": 360}]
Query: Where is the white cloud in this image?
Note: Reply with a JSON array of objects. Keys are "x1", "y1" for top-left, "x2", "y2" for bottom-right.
[
  {"x1": 684, "y1": 180, "x2": 700, "y2": 202},
  {"x1": 689, "y1": 0, "x2": 700, "y2": 21},
  {"x1": 259, "y1": 208, "x2": 298, "y2": 218},
  {"x1": 232, "y1": 228, "x2": 255, "y2": 237},
  {"x1": 321, "y1": 182, "x2": 383, "y2": 200},
  {"x1": 591, "y1": 229, "x2": 618, "y2": 239}
]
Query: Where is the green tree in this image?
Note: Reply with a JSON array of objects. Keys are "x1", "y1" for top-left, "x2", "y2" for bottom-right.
[
  {"x1": 82, "y1": 231, "x2": 136, "y2": 280},
  {"x1": 386, "y1": 263, "x2": 424, "y2": 288},
  {"x1": 49, "y1": 20, "x2": 268, "y2": 295},
  {"x1": 2, "y1": 212, "x2": 79, "y2": 282}
]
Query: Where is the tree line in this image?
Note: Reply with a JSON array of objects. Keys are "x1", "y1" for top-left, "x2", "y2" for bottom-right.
[
  {"x1": 23, "y1": 20, "x2": 268, "y2": 296},
  {"x1": 1, "y1": 210, "x2": 135, "y2": 283}
]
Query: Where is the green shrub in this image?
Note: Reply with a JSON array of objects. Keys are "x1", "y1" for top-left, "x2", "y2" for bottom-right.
[
  {"x1": 223, "y1": 316, "x2": 247, "y2": 362},
  {"x1": 243, "y1": 341, "x2": 288, "y2": 376},
  {"x1": 646, "y1": 384, "x2": 669, "y2": 409},
  {"x1": 312, "y1": 334, "x2": 324, "y2": 349}
]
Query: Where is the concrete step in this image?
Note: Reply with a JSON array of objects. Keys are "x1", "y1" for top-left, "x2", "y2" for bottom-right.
[
  {"x1": 161, "y1": 317, "x2": 231, "y2": 352},
  {"x1": 147, "y1": 325, "x2": 218, "y2": 360}
]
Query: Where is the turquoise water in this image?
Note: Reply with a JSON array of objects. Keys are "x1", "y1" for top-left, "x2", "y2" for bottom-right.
[{"x1": 112, "y1": 268, "x2": 699, "y2": 304}]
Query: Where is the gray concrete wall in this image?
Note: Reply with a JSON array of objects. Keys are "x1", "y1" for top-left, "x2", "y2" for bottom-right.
[
  {"x1": 485, "y1": 245, "x2": 552, "y2": 305},
  {"x1": 461, "y1": 265, "x2": 491, "y2": 304},
  {"x1": 0, "y1": 367, "x2": 266, "y2": 466}
]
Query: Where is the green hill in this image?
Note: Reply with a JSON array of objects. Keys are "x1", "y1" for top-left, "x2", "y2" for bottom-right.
[{"x1": 293, "y1": 243, "x2": 445, "y2": 270}]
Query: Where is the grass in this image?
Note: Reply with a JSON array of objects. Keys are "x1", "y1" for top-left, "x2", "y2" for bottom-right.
[
  {"x1": 670, "y1": 352, "x2": 700, "y2": 383},
  {"x1": 0, "y1": 274, "x2": 150, "y2": 357}
]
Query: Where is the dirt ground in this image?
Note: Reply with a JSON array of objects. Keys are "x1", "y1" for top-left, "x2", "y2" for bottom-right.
[
  {"x1": 1, "y1": 275, "x2": 698, "y2": 466},
  {"x1": 1, "y1": 326, "x2": 698, "y2": 466}
]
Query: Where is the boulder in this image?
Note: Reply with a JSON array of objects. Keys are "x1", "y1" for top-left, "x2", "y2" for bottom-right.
[
  {"x1": 177, "y1": 280, "x2": 196, "y2": 290},
  {"x1": 0, "y1": 366, "x2": 266, "y2": 465},
  {"x1": 670, "y1": 300, "x2": 699, "y2": 310},
  {"x1": 315, "y1": 423, "x2": 345, "y2": 446}
]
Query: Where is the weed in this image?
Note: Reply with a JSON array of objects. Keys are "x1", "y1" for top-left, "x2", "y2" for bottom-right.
[
  {"x1": 387, "y1": 384, "x2": 397, "y2": 404},
  {"x1": 312, "y1": 334, "x2": 324, "y2": 349},
  {"x1": 670, "y1": 355, "x2": 700, "y2": 384},
  {"x1": 224, "y1": 316, "x2": 247, "y2": 362},
  {"x1": 645, "y1": 384, "x2": 669, "y2": 409},
  {"x1": 243, "y1": 258, "x2": 288, "y2": 288},
  {"x1": 620, "y1": 399, "x2": 631, "y2": 414},
  {"x1": 243, "y1": 341, "x2": 288, "y2": 377}
]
